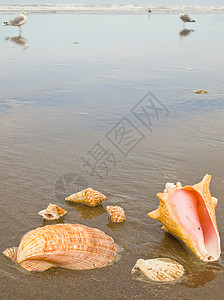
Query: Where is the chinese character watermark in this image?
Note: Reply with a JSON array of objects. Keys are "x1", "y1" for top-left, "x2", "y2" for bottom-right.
[
  {"x1": 131, "y1": 91, "x2": 169, "y2": 131},
  {"x1": 106, "y1": 117, "x2": 145, "y2": 156},
  {"x1": 81, "y1": 141, "x2": 118, "y2": 180},
  {"x1": 56, "y1": 91, "x2": 169, "y2": 187},
  {"x1": 55, "y1": 172, "x2": 89, "y2": 201}
]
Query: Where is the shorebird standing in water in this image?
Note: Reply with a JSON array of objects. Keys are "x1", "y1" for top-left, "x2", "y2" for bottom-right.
[
  {"x1": 4, "y1": 12, "x2": 28, "y2": 34},
  {"x1": 180, "y1": 10, "x2": 196, "y2": 27}
]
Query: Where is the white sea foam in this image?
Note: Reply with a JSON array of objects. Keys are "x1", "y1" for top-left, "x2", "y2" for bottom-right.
[{"x1": 0, "y1": 4, "x2": 224, "y2": 14}]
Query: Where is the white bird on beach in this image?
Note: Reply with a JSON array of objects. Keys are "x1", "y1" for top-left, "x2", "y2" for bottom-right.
[
  {"x1": 4, "y1": 12, "x2": 28, "y2": 33},
  {"x1": 180, "y1": 10, "x2": 196, "y2": 26}
]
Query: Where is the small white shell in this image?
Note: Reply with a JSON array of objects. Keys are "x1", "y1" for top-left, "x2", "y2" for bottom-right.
[
  {"x1": 131, "y1": 258, "x2": 184, "y2": 282},
  {"x1": 38, "y1": 203, "x2": 67, "y2": 220}
]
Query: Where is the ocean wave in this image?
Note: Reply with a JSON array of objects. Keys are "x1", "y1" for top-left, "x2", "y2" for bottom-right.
[{"x1": 0, "y1": 4, "x2": 224, "y2": 14}]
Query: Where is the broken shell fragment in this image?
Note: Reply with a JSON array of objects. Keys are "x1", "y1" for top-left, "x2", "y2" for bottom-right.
[
  {"x1": 131, "y1": 258, "x2": 184, "y2": 282},
  {"x1": 38, "y1": 203, "x2": 67, "y2": 220},
  {"x1": 194, "y1": 90, "x2": 208, "y2": 94},
  {"x1": 107, "y1": 206, "x2": 126, "y2": 223},
  {"x1": 3, "y1": 224, "x2": 117, "y2": 272},
  {"x1": 65, "y1": 187, "x2": 106, "y2": 207},
  {"x1": 148, "y1": 174, "x2": 221, "y2": 262}
]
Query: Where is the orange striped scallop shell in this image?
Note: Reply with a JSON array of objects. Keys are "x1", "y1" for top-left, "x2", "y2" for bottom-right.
[{"x1": 3, "y1": 224, "x2": 117, "y2": 272}]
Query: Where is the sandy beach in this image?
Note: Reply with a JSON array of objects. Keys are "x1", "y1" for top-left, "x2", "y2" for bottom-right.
[{"x1": 0, "y1": 10, "x2": 224, "y2": 300}]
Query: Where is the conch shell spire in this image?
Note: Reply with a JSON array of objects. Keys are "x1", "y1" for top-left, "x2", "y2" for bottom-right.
[{"x1": 148, "y1": 175, "x2": 221, "y2": 262}]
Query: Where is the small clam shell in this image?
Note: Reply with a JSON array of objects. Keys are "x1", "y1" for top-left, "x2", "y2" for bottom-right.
[
  {"x1": 65, "y1": 187, "x2": 106, "y2": 207},
  {"x1": 107, "y1": 206, "x2": 126, "y2": 223},
  {"x1": 131, "y1": 258, "x2": 184, "y2": 282},
  {"x1": 38, "y1": 203, "x2": 67, "y2": 220}
]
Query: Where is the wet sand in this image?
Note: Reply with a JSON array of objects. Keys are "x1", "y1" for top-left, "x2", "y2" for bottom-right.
[{"x1": 0, "y1": 13, "x2": 224, "y2": 300}]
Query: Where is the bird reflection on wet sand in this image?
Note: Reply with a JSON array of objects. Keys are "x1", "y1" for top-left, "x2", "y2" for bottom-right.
[
  {"x1": 153, "y1": 232, "x2": 222, "y2": 288},
  {"x1": 5, "y1": 35, "x2": 29, "y2": 50},
  {"x1": 179, "y1": 29, "x2": 195, "y2": 40},
  {"x1": 106, "y1": 221, "x2": 125, "y2": 231}
]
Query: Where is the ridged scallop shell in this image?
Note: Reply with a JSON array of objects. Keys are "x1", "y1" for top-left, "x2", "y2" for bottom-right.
[
  {"x1": 38, "y1": 203, "x2": 67, "y2": 220},
  {"x1": 3, "y1": 224, "x2": 117, "y2": 272},
  {"x1": 65, "y1": 188, "x2": 106, "y2": 207},
  {"x1": 107, "y1": 206, "x2": 126, "y2": 223},
  {"x1": 148, "y1": 174, "x2": 221, "y2": 262},
  {"x1": 131, "y1": 258, "x2": 184, "y2": 282}
]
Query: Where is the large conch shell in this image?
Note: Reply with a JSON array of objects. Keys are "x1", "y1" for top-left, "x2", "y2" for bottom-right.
[
  {"x1": 148, "y1": 174, "x2": 221, "y2": 262},
  {"x1": 38, "y1": 203, "x2": 67, "y2": 220},
  {"x1": 3, "y1": 224, "x2": 117, "y2": 272},
  {"x1": 65, "y1": 187, "x2": 106, "y2": 207}
]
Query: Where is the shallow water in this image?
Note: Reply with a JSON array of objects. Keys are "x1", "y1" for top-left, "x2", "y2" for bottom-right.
[{"x1": 0, "y1": 13, "x2": 224, "y2": 300}]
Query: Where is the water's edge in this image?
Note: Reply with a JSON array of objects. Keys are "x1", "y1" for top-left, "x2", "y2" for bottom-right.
[{"x1": 0, "y1": 4, "x2": 224, "y2": 14}]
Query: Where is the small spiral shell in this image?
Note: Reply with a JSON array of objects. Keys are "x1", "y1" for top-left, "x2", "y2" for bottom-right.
[
  {"x1": 107, "y1": 206, "x2": 126, "y2": 223},
  {"x1": 65, "y1": 188, "x2": 106, "y2": 207}
]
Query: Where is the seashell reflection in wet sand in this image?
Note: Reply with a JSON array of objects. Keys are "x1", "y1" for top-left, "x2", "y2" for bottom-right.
[
  {"x1": 70, "y1": 202, "x2": 106, "y2": 219},
  {"x1": 183, "y1": 262, "x2": 222, "y2": 288},
  {"x1": 132, "y1": 258, "x2": 185, "y2": 282},
  {"x1": 179, "y1": 29, "x2": 195, "y2": 40},
  {"x1": 148, "y1": 174, "x2": 221, "y2": 262},
  {"x1": 5, "y1": 35, "x2": 29, "y2": 50},
  {"x1": 106, "y1": 220, "x2": 125, "y2": 231},
  {"x1": 3, "y1": 224, "x2": 117, "y2": 272},
  {"x1": 65, "y1": 187, "x2": 106, "y2": 207},
  {"x1": 55, "y1": 172, "x2": 89, "y2": 202},
  {"x1": 38, "y1": 203, "x2": 67, "y2": 220}
]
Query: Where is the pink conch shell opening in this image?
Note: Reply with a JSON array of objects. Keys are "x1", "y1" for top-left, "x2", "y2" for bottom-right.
[{"x1": 148, "y1": 175, "x2": 221, "y2": 262}]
